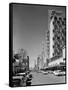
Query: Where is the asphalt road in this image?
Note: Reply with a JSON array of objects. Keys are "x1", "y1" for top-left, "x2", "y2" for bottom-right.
[{"x1": 30, "y1": 71, "x2": 66, "y2": 85}]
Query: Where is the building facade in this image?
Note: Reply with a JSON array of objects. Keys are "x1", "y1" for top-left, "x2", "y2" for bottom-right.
[
  {"x1": 47, "y1": 10, "x2": 66, "y2": 67},
  {"x1": 13, "y1": 54, "x2": 29, "y2": 74}
]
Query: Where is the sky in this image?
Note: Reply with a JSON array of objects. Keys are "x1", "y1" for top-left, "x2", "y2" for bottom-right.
[{"x1": 13, "y1": 4, "x2": 65, "y2": 68}]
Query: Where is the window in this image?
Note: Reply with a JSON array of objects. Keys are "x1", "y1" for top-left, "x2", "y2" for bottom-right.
[
  {"x1": 54, "y1": 16, "x2": 57, "y2": 21},
  {"x1": 62, "y1": 21, "x2": 65, "y2": 25},
  {"x1": 53, "y1": 45, "x2": 55, "y2": 48},
  {"x1": 59, "y1": 17, "x2": 62, "y2": 21}
]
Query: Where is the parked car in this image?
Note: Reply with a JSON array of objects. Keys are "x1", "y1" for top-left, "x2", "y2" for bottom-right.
[
  {"x1": 41, "y1": 70, "x2": 49, "y2": 75},
  {"x1": 16, "y1": 72, "x2": 26, "y2": 77},
  {"x1": 25, "y1": 72, "x2": 32, "y2": 86},
  {"x1": 48, "y1": 70, "x2": 53, "y2": 74},
  {"x1": 12, "y1": 75, "x2": 24, "y2": 87},
  {"x1": 12, "y1": 72, "x2": 27, "y2": 87},
  {"x1": 12, "y1": 70, "x2": 33, "y2": 86},
  {"x1": 53, "y1": 70, "x2": 66, "y2": 76}
]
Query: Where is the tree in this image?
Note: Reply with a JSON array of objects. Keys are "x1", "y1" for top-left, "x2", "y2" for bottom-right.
[
  {"x1": 14, "y1": 48, "x2": 27, "y2": 60},
  {"x1": 18, "y1": 48, "x2": 27, "y2": 59}
]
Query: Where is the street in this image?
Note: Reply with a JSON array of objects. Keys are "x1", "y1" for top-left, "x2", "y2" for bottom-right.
[{"x1": 30, "y1": 71, "x2": 65, "y2": 85}]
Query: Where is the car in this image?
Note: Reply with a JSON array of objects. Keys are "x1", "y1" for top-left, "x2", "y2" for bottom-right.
[
  {"x1": 26, "y1": 74, "x2": 32, "y2": 86},
  {"x1": 12, "y1": 78, "x2": 21, "y2": 87},
  {"x1": 26, "y1": 80, "x2": 31, "y2": 86},
  {"x1": 41, "y1": 70, "x2": 49, "y2": 74},
  {"x1": 24, "y1": 72, "x2": 32, "y2": 86},
  {"x1": 53, "y1": 70, "x2": 66, "y2": 76},
  {"x1": 13, "y1": 71, "x2": 32, "y2": 86},
  {"x1": 12, "y1": 75, "x2": 24, "y2": 87},
  {"x1": 12, "y1": 72, "x2": 27, "y2": 87},
  {"x1": 48, "y1": 71, "x2": 53, "y2": 74},
  {"x1": 16, "y1": 72, "x2": 26, "y2": 77},
  {"x1": 26, "y1": 73, "x2": 32, "y2": 79}
]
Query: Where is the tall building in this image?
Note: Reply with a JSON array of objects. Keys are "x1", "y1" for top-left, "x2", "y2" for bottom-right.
[
  {"x1": 37, "y1": 56, "x2": 40, "y2": 70},
  {"x1": 47, "y1": 10, "x2": 66, "y2": 67},
  {"x1": 41, "y1": 41, "x2": 45, "y2": 68},
  {"x1": 36, "y1": 54, "x2": 44, "y2": 70}
]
